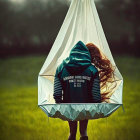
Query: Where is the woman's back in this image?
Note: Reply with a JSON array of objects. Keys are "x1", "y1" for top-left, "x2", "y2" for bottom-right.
[{"x1": 54, "y1": 41, "x2": 101, "y2": 103}]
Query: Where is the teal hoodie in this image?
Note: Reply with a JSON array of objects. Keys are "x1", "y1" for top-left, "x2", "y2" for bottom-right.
[{"x1": 53, "y1": 41, "x2": 101, "y2": 103}]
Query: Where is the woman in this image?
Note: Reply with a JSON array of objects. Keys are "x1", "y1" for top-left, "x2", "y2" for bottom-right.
[{"x1": 53, "y1": 41, "x2": 115, "y2": 140}]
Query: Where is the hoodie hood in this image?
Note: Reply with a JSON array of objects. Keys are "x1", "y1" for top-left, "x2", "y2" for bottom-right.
[{"x1": 63, "y1": 41, "x2": 91, "y2": 74}]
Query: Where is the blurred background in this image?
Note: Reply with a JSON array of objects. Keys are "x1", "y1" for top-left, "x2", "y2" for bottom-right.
[
  {"x1": 0, "y1": 0, "x2": 140, "y2": 140},
  {"x1": 0, "y1": 0, "x2": 140, "y2": 57}
]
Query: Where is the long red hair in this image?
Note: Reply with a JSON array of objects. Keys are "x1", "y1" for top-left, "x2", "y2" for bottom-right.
[{"x1": 86, "y1": 43, "x2": 116, "y2": 102}]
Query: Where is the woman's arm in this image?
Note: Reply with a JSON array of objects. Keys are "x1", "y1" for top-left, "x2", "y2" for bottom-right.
[
  {"x1": 91, "y1": 72, "x2": 101, "y2": 103},
  {"x1": 53, "y1": 76, "x2": 63, "y2": 103}
]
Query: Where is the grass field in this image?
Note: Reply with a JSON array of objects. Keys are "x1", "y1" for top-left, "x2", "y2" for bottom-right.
[{"x1": 0, "y1": 55, "x2": 140, "y2": 140}]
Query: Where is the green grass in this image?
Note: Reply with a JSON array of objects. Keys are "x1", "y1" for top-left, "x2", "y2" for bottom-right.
[{"x1": 0, "y1": 55, "x2": 140, "y2": 140}]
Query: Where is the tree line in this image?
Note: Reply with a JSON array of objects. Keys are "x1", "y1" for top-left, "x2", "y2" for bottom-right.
[{"x1": 0, "y1": 0, "x2": 139, "y2": 57}]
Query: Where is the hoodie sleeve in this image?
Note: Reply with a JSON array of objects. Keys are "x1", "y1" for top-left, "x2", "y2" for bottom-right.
[
  {"x1": 53, "y1": 68, "x2": 63, "y2": 103},
  {"x1": 91, "y1": 71, "x2": 101, "y2": 103}
]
